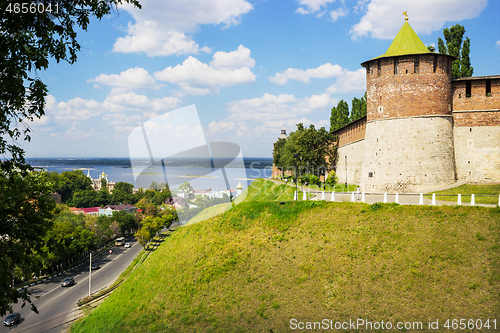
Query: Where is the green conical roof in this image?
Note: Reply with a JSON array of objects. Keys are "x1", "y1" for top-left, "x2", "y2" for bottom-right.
[{"x1": 374, "y1": 21, "x2": 429, "y2": 59}]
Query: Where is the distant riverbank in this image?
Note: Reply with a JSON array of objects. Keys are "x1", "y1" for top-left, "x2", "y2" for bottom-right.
[{"x1": 26, "y1": 157, "x2": 273, "y2": 191}]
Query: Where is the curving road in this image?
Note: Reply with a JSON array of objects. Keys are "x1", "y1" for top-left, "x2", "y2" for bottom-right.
[{"x1": 1, "y1": 238, "x2": 143, "y2": 333}]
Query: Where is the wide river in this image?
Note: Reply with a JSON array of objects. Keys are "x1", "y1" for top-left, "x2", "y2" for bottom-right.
[{"x1": 27, "y1": 157, "x2": 274, "y2": 191}]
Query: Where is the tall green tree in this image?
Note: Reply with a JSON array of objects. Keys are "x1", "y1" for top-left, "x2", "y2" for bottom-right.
[
  {"x1": 0, "y1": 170, "x2": 55, "y2": 315},
  {"x1": 277, "y1": 123, "x2": 337, "y2": 179},
  {"x1": 437, "y1": 24, "x2": 473, "y2": 78},
  {"x1": 349, "y1": 92, "x2": 367, "y2": 122},
  {"x1": 329, "y1": 100, "x2": 349, "y2": 132},
  {"x1": 272, "y1": 138, "x2": 287, "y2": 177}
]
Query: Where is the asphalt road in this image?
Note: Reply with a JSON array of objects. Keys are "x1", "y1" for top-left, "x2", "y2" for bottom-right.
[{"x1": 1, "y1": 237, "x2": 143, "y2": 333}]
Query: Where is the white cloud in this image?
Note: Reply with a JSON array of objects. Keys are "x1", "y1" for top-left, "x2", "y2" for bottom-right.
[
  {"x1": 43, "y1": 92, "x2": 181, "y2": 126},
  {"x1": 208, "y1": 120, "x2": 236, "y2": 133},
  {"x1": 49, "y1": 97, "x2": 103, "y2": 122},
  {"x1": 296, "y1": 0, "x2": 336, "y2": 14},
  {"x1": 154, "y1": 46, "x2": 256, "y2": 95},
  {"x1": 269, "y1": 63, "x2": 344, "y2": 85},
  {"x1": 325, "y1": 68, "x2": 366, "y2": 94},
  {"x1": 113, "y1": 23, "x2": 211, "y2": 57},
  {"x1": 88, "y1": 67, "x2": 159, "y2": 90},
  {"x1": 103, "y1": 92, "x2": 181, "y2": 112},
  {"x1": 210, "y1": 45, "x2": 256, "y2": 70},
  {"x1": 496, "y1": 40, "x2": 500, "y2": 49},
  {"x1": 227, "y1": 93, "x2": 337, "y2": 123},
  {"x1": 350, "y1": 0, "x2": 488, "y2": 40},
  {"x1": 330, "y1": 7, "x2": 348, "y2": 21},
  {"x1": 115, "y1": 0, "x2": 253, "y2": 56}
]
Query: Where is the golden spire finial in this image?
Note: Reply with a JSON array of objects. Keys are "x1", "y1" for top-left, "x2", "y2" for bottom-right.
[{"x1": 403, "y1": 11, "x2": 408, "y2": 22}]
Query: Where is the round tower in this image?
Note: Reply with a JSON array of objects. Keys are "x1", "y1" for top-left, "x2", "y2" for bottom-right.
[{"x1": 359, "y1": 14, "x2": 456, "y2": 193}]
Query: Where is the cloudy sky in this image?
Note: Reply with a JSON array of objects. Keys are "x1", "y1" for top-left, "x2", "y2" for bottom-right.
[{"x1": 23, "y1": 0, "x2": 500, "y2": 158}]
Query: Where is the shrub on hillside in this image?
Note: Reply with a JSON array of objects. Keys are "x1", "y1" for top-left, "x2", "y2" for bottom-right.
[{"x1": 325, "y1": 170, "x2": 338, "y2": 186}]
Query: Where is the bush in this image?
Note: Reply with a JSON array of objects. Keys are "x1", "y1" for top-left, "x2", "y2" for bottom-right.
[
  {"x1": 298, "y1": 173, "x2": 320, "y2": 186},
  {"x1": 325, "y1": 170, "x2": 338, "y2": 186}
]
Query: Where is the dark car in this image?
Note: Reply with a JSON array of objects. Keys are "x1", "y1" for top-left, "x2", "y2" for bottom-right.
[
  {"x1": 91, "y1": 263, "x2": 100, "y2": 270},
  {"x1": 61, "y1": 277, "x2": 75, "y2": 287},
  {"x1": 4, "y1": 312, "x2": 21, "y2": 326}
]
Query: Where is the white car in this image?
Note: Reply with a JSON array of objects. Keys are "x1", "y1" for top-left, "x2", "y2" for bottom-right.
[{"x1": 124, "y1": 243, "x2": 130, "y2": 248}]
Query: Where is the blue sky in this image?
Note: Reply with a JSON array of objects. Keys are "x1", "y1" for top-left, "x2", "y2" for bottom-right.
[{"x1": 23, "y1": 0, "x2": 500, "y2": 158}]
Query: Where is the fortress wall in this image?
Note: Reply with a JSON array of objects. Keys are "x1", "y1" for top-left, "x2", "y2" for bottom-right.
[
  {"x1": 365, "y1": 54, "x2": 452, "y2": 122},
  {"x1": 452, "y1": 77, "x2": 500, "y2": 111},
  {"x1": 336, "y1": 139, "x2": 365, "y2": 186},
  {"x1": 453, "y1": 111, "x2": 500, "y2": 183},
  {"x1": 360, "y1": 115, "x2": 456, "y2": 193},
  {"x1": 333, "y1": 116, "x2": 366, "y2": 147}
]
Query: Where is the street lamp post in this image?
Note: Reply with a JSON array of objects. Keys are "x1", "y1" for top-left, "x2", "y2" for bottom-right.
[
  {"x1": 89, "y1": 252, "x2": 92, "y2": 297},
  {"x1": 345, "y1": 156, "x2": 347, "y2": 190},
  {"x1": 294, "y1": 153, "x2": 298, "y2": 200}
]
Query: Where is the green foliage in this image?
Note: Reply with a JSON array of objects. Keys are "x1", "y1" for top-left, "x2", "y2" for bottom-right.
[
  {"x1": 349, "y1": 92, "x2": 367, "y2": 123},
  {"x1": 437, "y1": 24, "x2": 473, "y2": 78},
  {"x1": 330, "y1": 99, "x2": 349, "y2": 132},
  {"x1": 0, "y1": 0, "x2": 141, "y2": 167},
  {"x1": 46, "y1": 170, "x2": 93, "y2": 203},
  {"x1": 272, "y1": 138, "x2": 287, "y2": 174},
  {"x1": 0, "y1": 170, "x2": 55, "y2": 316},
  {"x1": 325, "y1": 170, "x2": 338, "y2": 186},
  {"x1": 330, "y1": 93, "x2": 367, "y2": 131},
  {"x1": 114, "y1": 182, "x2": 134, "y2": 194},
  {"x1": 274, "y1": 123, "x2": 337, "y2": 181},
  {"x1": 299, "y1": 173, "x2": 320, "y2": 186}
]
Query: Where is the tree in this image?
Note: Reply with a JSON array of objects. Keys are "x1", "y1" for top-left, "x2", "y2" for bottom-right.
[
  {"x1": 114, "y1": 182, "x2": 134, "y2": 194},
  {"x1": 100, "y1": 177, "x2": 108, "y2": 190},
  {"x1": 46, "y1": 170, "x2": 93, "y2": 203},
  {"x1": 276, "y1": 123, "x2": 337, "y2": 180},
  {"x1": 0, "y1": 0, "x2": 141, "y2": 167},
  {"x1": 330, "y1": 100, "x2": 349, "y2": 132},
  {"x1": 0, "y1": 170, "x2": 55, "y2": 315},
  {"x1": 272, "y1": 138, "x2": 287, "y2": 177},
  {"x1": 349, "y1": 92, "x2": 367, "y2": 123},
  {"x1": 437, "y1": 24, "x2": 473, "y2": 78}
]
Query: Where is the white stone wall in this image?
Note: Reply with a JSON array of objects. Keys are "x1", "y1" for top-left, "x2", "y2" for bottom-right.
[
  {"x1": 336, "y1": 139, "x2": 365, "y2": 186},
  {"x1": 360, "y1": 115, "x2": 456, "y2": 193},
  {"x1": 454, "y1": 126, "x2": 500, "y2": 183}
]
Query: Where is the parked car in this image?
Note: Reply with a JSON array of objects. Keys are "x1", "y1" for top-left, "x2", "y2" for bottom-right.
[
  {"x1": 124, "y1": 243, "x2": 130, "y2": 248},
  {"x1": 61, "y1": 277, "x2": 75, "y2": 287},
  {"x1": 4, "y1": 312, "x2": 21, "y2": 326},
  {"x1": 91, "y1": 263, "x2": 100, "y2": 270}
]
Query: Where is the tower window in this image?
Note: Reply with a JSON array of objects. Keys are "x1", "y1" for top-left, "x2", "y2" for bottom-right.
[
  {"x1": 466, "y1": 81, "x2": 471, "y2": 98},
  {"x1": 377, "y1": 59, "x2": 381, "y2": 76},
  {"x1": 433, "y1": 55, "x2": 437, "y2": 73},
  {"x1": 394, "y1": 58, "x2": 399, "y2": 74},
  {"x1": 414, "y1": 56, "x2": 419, "y2": 74},
  {"x1": 486, "y1": 80, "x2": 491, "y2": 96}
]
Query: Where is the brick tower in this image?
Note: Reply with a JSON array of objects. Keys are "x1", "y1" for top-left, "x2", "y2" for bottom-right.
[{"x1": 359, "y1": 14, "x2": 456, "y2": 193}]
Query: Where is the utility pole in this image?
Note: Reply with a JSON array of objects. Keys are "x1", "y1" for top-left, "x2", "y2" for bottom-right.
[
  {"x1": 89, "y1": 252, "x2": 92, "y2": 297},
  {"x1": 345, "y1": 156, "x2": 348, "y2": 189}
]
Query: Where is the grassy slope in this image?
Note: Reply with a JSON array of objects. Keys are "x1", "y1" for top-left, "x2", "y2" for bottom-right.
[
  {"x1": 185, "y1": 179, "x2": 296, "y2": 226},
  {"x1": 71, "y1": 181, "x2": 500, "y2": 333},
  {"x1": 428, "y1": 184, "x2": 500, "y2": 205}
]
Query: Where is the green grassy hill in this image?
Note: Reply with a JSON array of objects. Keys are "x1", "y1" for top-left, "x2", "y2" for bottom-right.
[
  {"x1": 72, "y1": 180, "x2": 500, "y2": 332},
  {"x1": 185, "y1": 179, "x2": 296, "y2": 226}
]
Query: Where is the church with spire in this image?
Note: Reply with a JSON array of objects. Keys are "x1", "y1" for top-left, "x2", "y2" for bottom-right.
[{"x1": 273, "y1": 13, "x2": 500, "y2": 193}]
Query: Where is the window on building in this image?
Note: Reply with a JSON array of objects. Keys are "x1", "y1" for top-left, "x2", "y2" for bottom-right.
[
  {"x1": 466, "y1": 81, "x2": 471, "y2": 98},
  {"x1": 486, "y1": 80, "x2": 491, "y2": 96},
  {"x1": 394, "y1": 58, "x2": 399, "y2": 74},
  {"x1": 377, "y1": 59, "x2": 381, "y2": 76},
  {"x1": 414, "y1": 56, "x2": 419, "y2": 74},
  {"x1": 433, "y1": 55, "x2": 437, "y2": 73},
  {"x1": 368, "y1": 172, "x2": 373, "y2": 178}
]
